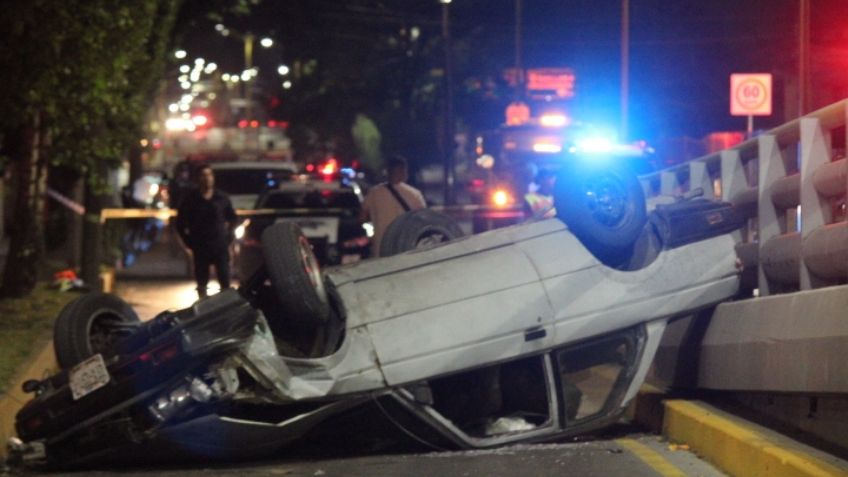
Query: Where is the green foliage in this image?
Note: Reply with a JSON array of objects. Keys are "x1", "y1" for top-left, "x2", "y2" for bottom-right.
[
  {"x1": 0, "y1": 0, "x2": 254, "y2": 297},
  {"x1": 0, "y1": 1, "x2": 178, "y2": 185},
  {"x1": 0, "y1": 283, "x2": 76, "y2": 393},
  {"x1": 350, "y1": 114, "x2": 382, "y2": 176}
]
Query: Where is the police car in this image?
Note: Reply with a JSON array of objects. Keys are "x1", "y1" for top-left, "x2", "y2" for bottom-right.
[{"x1": 233, "y1": 165, "x2": 370, "y2": 278}]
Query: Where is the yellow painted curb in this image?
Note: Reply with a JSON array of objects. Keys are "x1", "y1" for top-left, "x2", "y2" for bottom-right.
[
  {"x1": 0, "y1": 341, "x2": 57, "y2": 460},
  {"x1": 663, "y1": 400, "x2": 848, "y2": 477},
  {"x1": 616, "y1": 438, "x2": 688, "y2": 477}
]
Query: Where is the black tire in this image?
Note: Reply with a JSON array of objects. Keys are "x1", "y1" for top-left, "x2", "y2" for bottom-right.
[
  {"x1": 379, "y1": 209, "x2": 465, "y2": 257},
  {"x1": 554, "y1": 160, "x2": 647, "y2": 265},
  {"x1": 53, "y1": 293, "x2": 141, "y2": 369},
  {"x1": 261, "y1": 222, "x2": 330, "y2": 327}
]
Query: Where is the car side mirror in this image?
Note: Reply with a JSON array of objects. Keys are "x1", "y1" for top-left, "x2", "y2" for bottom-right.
[{"x1": 22, "y1": 379, "x2": 42, "y2": 394}]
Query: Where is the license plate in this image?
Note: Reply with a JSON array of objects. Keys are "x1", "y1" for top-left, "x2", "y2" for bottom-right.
[
  {"x1": 69, "y1": 354, "x2": 110, "y2": 400},
  {"x1": 274, "y1": 217, "x2": 339, "y2": 243},
  {"x1": 341, "y1": 254, "x2": 361, "y2": 264}
]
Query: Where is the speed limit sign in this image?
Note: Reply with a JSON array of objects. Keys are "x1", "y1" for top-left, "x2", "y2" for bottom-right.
[{"x1": 730, "y1": 73, "x2": 772, "y2": 116}]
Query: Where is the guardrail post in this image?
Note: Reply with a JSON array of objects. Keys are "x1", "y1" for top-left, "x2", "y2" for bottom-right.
[
  {"x1": 689, "y1": 161, "x2": 713, "y2": 199},
  {"x1": 720, "y1": 150, "x2": 746, "y2": 203},
  {"x1": 799, "y1": 117, "x2": 834, "y2": 289},
  {"x1": 757, "y1": 135, "x2": 788, "y2": 296},
  {"x1": 660, "y1": 170, "x2": 680, "y2": 196},
  {"x1": 639, "y1": 177, "x2": 653, "y2": 199}
]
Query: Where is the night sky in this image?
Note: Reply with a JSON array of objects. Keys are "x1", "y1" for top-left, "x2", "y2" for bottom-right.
[{"x1": 180, "y1": 0, "x2": 848, "y2": 147}]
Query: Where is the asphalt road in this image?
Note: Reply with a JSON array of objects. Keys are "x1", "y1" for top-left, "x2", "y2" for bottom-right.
[{"x1": 24, "y1": 431, "x2": 725, "y2": 477}]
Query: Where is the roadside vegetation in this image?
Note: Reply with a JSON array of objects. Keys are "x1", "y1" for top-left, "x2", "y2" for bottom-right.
[{"x1": 0, "y1": 284, "x2": 76, "y2": 394}]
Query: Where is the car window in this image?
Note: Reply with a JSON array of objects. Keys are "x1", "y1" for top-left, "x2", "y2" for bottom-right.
[
  {"x1": 213, "y1": 169, "x2": 294, "y2": 195},
  {"x1": 555, "y1": 332, "x2": 636, "y2": 423},
  {"x1": 262, "y1": 190, "x2": 361, "y2": 210}
]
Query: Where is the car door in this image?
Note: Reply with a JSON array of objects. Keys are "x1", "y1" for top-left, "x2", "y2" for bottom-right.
[{"x1": 334, "y1": 221, "x2": 563, "y2": 387}]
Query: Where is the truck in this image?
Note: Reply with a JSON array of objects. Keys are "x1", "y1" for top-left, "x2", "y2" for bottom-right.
[{"x1": 468, "y1": 69, "x2": 656, "y2": 231}]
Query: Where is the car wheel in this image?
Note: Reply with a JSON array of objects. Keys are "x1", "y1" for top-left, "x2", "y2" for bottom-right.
[
  {"x1": 379, "y1": 209, "x2": 465, "y2": 257},
  {"x1": 261, "y1": 222, "x2": 331, "y2": 327},
  {"x1": 53, "y1": 293, "x2": 141, "y2": 369},
  {"x1": 554, "y1": 160, "x2": 647, "y2": 265}
]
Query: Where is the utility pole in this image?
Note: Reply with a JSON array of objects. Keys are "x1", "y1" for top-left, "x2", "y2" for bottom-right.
[
  {"x1": 515, "y1": 0, "x2": 523, "y2": 99},
  {"x1": 798, "y1": 0, "x2": 810, "y2": 116},
  {"x1": 244, "y1": 32, "x2": 255, "y2": 121},
  {"x1": 441, "y1": 0, "x2": 456, "y2": 205},
  {"x1": 621, "y1": 0, "x2": 629, "y2": 142}
]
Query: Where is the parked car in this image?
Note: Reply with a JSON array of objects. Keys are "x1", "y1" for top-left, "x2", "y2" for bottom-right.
[
  {"x1": 169, "y1": 158, "x2": 297, "y2": 210},
  {"x1": 234, "y1": 176, "x2": 370, "y2": 278},
  {"x1": 8, "y1": 160, "x2": 745, "y2": 468},
  {"x1": 209, "y1": 161, "x2": 298, "y2": 210}
]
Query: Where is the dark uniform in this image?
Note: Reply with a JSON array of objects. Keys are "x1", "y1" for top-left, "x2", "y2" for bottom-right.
[{"x1": 175, "y1": 189, "x2": 237, "y2": 297}]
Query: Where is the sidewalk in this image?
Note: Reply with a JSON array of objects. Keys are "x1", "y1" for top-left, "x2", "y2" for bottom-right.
[{"x1": 115, "y1": 227, "x2": 191, "y2": 280}]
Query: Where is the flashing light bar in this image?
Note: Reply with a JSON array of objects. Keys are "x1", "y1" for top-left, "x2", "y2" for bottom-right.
[
  {"x1": 532, "y1": 142, "x2": 563, "y2": 154},
  {"x1": 575, "y1": 137, "x2": 613, "y2": 153},
  {"x1": 539, "y1": 113, "x2": 569, "y2": 128}
]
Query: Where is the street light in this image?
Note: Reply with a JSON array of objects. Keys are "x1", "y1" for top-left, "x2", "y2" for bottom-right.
[{"x1": 214, "y1": 25, "x2": 275, "y2": 121}]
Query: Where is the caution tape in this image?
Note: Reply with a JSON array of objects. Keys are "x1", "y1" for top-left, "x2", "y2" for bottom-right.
[
  {"x1": 46, "y1": 188, "x2": 85, "y2": 216},
  {"x1": 98, "y1": 204, "x2": 526, "y2": 223}
]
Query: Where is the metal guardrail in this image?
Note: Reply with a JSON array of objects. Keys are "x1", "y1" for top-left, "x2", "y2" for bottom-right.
[{"x1": 638, "y1": 99, "x2": 848, "y2": 296}]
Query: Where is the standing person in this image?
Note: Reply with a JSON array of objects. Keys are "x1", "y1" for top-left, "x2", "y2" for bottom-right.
[
  {"x1": 359, "y1": 155, "x2": 426, "y2": 257},
  {"x1": 523, "y1": 169, "x2": 557, "y2": 220},
  {"x1": 175, "y1": 165, "x2": 237, "y2": 299}
]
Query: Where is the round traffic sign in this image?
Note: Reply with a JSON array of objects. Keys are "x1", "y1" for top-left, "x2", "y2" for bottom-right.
[{"x1": 734, "y1": 78, "x2": 768, "y2": 111}]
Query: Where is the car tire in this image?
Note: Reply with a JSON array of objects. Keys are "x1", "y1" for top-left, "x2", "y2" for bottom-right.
[
  {"x1": 379, "y1": 209, "x2": 465, "y2": 257},
  {"x1": 554, "y1": 160, "x2": 647, "y2": 265},
  {"x1": 261, "y1": 222, "x2": 331, "y2": 327},
  {"x1": 53, "y1": 293, "x2": 141, "y2": 370}
]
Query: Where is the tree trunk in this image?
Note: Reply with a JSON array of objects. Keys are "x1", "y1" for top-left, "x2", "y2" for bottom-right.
[
  {"x1": 66, "y1": 177, "x2": 84, "y2": 268},
  {"x1": 80, "y1": 177, "x2": 103, "y2": 289},
  {"x1": 128, "y1": 142, "x2": 143, "y2": 186},
  {"x1": 0, "y1": 113, "x2": 46, "y2": 298}
]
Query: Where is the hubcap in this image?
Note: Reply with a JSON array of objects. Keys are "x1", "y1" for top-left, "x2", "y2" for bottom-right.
[
  {"x1": 88, "y1": 313, "x2": 133, "y2": 356},
  {"x1": 584, "y1": 174, "x2": 628, "y2": 227},
  {"x1": 415, "y1": 230, "x2": 448, "y2": 248}
]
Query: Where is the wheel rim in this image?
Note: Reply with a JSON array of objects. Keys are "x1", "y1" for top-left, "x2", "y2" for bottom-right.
[
  {"x1": 583, "y1": 174, "x2": 630, "y2": 227},
  {"x1": 298, "y1": 235, "x2": 326, "y2": 299},
  {"x1": 88, "y1": 312, "x2": 133, "y2": 356},
  {"x1": 414, "y1": 229, "x2": 449, "y2": 248}
]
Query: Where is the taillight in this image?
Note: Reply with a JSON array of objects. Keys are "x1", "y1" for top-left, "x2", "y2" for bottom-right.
[
  {"x1": 138, "y1": 342, "x2": 181, "y2": 366},
  {"x1": 342, "y1": 236, "x2": 370, "y2": 248},
  {"x1": 320, "y1": 158, "x2": 338, "y2": 176},
  {"x1": 23, "y1": 416, "x2": 43, "y2": 432},
  {"x1": 490, "y1": 188, "x2": 515, "y2": 208}
]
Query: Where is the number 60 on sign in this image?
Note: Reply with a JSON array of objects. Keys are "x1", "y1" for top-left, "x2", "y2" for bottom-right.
[{"x1": 730, "y1": 73, "x2": 772, "y2": 116}]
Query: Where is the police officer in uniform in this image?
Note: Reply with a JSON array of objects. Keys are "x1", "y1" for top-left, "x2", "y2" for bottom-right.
[{"x1": 523, "y1": 168, "x2": 557, "y2": 220}]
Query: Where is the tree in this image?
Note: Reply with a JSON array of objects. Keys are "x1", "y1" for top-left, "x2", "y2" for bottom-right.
[
  {"x1": 350, "y1": 113, "x2": 382, "y2": 177},
  {"x1": 0, "y1": 0, "x2": 254, "y2": 297}
]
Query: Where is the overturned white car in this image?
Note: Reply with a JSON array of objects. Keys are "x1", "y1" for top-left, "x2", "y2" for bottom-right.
[{"x1": 10, "y1": 161, "x2": 743, "y2": 467}]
